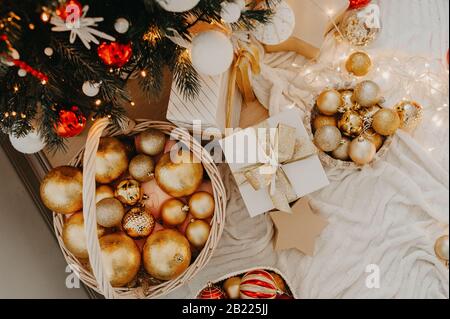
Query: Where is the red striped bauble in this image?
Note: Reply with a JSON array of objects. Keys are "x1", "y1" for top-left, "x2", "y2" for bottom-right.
[
  {"x1": 239, "y1": 270, "x2": 279, "y2": 299},
  {"x1": 197, "y1": 285, "x2": 226, "y2": 299}
]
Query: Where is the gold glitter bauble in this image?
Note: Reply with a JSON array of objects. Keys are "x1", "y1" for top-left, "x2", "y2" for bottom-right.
[
  {"x1": 223, "y1": 277, "x2": 242, "y2": 299},
  {"x1": 349, "y1": 137, "x2": 376, "y2": 165},
  {"x1": 143, "y1": 229, "x2": 191, "y2": 281},
  {"x1": 372, "y1": 109, "x2": 400, "y2": 136},
  {"x1": 40, "y1": 166, "x2": 83, "y2": 214},
  {"x1": 339, "y1": 90, "x2": 359, "y2": 113},
  {"x1": 129, "y1": 154, "x2": 155, "y2": 183},
  {"x1": 122, "y1": 207, "x2": 155, "y2": 238},
  {"x1": 96, "y1": 198, "x2": 125, "y2": 228},
  {"x1": 313, "y1": 115, "x2": 337, "y2": 131},
  {"x1": 155, "y1": 152, "x2": 204, "y2": 198},
  {"x1": 317, "y1": 89, "x2": 343, "y2": 116},
  {"x1": 270, "y1": 272, "x2": 288, "y2": 294},
  {"x1": 353, "y1": 81, "x2": 381, "y2": 107},
  {"x1": 186, "y1": 220, "x2": 211, "y2": 248},
  {"x1": 99, "y1": 233, "x2": 141, "y2": 287},
  {"x1": 394, "y1": 101, "x2": 423, "y2": 131},
  {"x1": 314, "y1": 126, "x2": 342, "y2": 152},
  {"x1": 331, "y1": 137, "x2": 351, "y2": 161},
  {"x1": 95, "y1": 137, "x2": 129, "y2": 184},
  {"x1": 135, "y1": 129, "x2": 166, "y2": 156},
  {"x1": 338, "y1": 111, "x2": 364, "y2": 137},
  {"x1": 346, "y1": 51, "x2": 372, "y2": 76},
  {"x1": 96, "y1": 185, "x2": 114, "y2": 203},
  {"x1": 435, "y1": 235, "x2": 449, "y2": 261},
  {"x1": 189, "y1": 192, "x2": 215, "y2": 220},
  {"x1": 63, "y1": 212, "x2": 105, "y2": 259},
  {"x1": 161, "y1": 198, "x2": 189, "y2": 227},
  {"x1": 338, "y1": 9, "x2": 380, "y2": 47},
  {"x1": 363, "y1": 129, "x2": 384, "y2": 151},
  {"x1": 115, "y1": 179, "x2": 142, "y2": 206}
]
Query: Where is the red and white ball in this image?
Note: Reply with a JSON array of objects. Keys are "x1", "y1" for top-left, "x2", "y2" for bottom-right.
[
  {"x1": 239, "y1": 270, "x2": 279, "y2": 299},
  {"x1": 197, "y1": 285, "x2": 226, "y2": 299}
]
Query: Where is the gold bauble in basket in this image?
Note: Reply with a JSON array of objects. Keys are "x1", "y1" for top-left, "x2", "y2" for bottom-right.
[
  {"x1": 349, "y1": 137, "x2": 376, "y2": 166},
  {"x1": 338, "y1": 111, "x2": 364, "y2": 137},
  {"x1": 96, "y1": 185, "x2": 114, "y2": 203},
  {"x1": 96, "y1": 137, "x2": 129, "y2": 184},
  {"x1": 331, "y1": 137, "x2": 351, "y2": 161},
  {"x1": 129, "y1": 154, "x2": 155, "y2": 183},
  {"x1": 339, "y1": 90, "x2": 358, "y2": 113},
  {"x1": 316, "y1": 89, "x2": 343, "y2": 116},
  {"x1": 122, "y1": 207, "x2": 155, "y2": 238},
  {"x1": 115, "y1": 179, "x2": 142, "y2": 206},
  {"x1": 363, "y1": 129, "x2": 384, "y2": 151},
  {"x1": 96, "y1": 198, "x2": 125, "y2": 228},
  {"x1": 372, "y1": 109, "x2": 401, "y2": 136},
  {"x1": 353, "y1": 81, "x2": 381, "y2": 107},
  {"x1": 135, "y1": 129, "x2": 166, "y2": 156},
  {"x1": 189, "y1": 192, "x2": 215, "y2": 220},
  {"x1": 186, "y1": 220, "x2": 211, "y2": 248},
  {"x1": 313, "y1": 115, "x2": 337, "y2": 131},
  {"x1": 161, "y1": 198, "x2": 189, "y2": 227}
]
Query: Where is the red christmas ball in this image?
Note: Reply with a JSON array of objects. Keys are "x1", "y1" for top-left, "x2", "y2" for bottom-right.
[
  {"x1": 97, "y1": 42, "x2": 132, "y2": 68},
  {"x1": 197, "y1": 285, "x2": 226, "y2": 300},
  {"x1": 55, "y1": 106, "x2": 86, "y2": 138},
  {"x1": 56, "y1": 0, "x2": 83, "y2": 21},
  {"x1": 349, "y1": 0, "x2": 371, "y2": 10}
]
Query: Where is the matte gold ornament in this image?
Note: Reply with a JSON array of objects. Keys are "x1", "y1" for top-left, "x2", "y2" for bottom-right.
[
  {"x1": 143, "y1": 229, "x2": 192, "y2": 281},
  {"x1": 314, "y1": 126, "x2": 342, "y2": 152},
  {"x1": 115, "y1": 179, "x2": 142, "y2": 206},
  {"x1": 349, "y1": 137, "x2": 376, "y2": 165},
  {"x1": 316, "y1": 89, "x2": 343, "y2": 116},
  {"x1": 63, "y1": 212, "x2": 105, "y2": 259},
  {"x1": 186, "y1": 220, "x2": 211, "y2": 248},
  {"x1": 161, "y1": 198, "x2": 189, "y2": 227},
  {"x1": 346, "y1": 51, "x2": 372, "y2": 76},
  {"x1": 96, "y1": 198, "x2": 125, "y2": 228},
  {"x1": 394, "y1": 101, "x2": 423, "y2": 131},
  {"x1": 372, "y1": 109, "x2": 401, "y2": 136},
  {"x1": 40, "y1": 166, "x2": 83, "y2": 214},
  {"x1": 189, "y1": 192, "x2": 215, "y2": 220},
  {"x1": 435, "y1": 235, "x2": 449, "y2": 262},
  {"x1": 155, "y1": 152, "x2": 204, "y2": 198},
  {"x1": 353, "y1": 81, "x2": 381, "y2": 107},
  {"x1": 135, "y1": 129, "x2": 166, "y2": 156},
  {"x1": 338, "y1": 111, "x2": 364, "y2": 137},
  {"x1": 129, "y1": 154, "x2": 155, "y2": 183},
  {"x1": 331, "y1": 137, "x2": 351, "y2": 161},
  {"x1": 363, "y1": 129, "x2": 384, "y2": 151},
  {"x1": 270, "y1": 272, "x2": 287, "y2": 294},
  {"x1": 122, "y1": 207, "x2": 155, "y2": 238},
  {"x1": 223, "y1": 277, "x2": 242, "y2": 299},
  {"x1": 99, "y1": 233, "x2": 141, "y2": 287},
  {"x1": 96, "y1": 137, "x2": 129, "y2": 184},
  {"x1": 96, "y1": 185, "x2": 114, "y2": 203},
  {"x1": 339, "y1": 90, "x2": 359, "y2": 113},
  {"x1": 313, "y1": 115, "x2": 337, "y2": 131}
]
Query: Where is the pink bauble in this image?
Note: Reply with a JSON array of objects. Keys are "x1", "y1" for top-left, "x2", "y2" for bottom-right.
[{"x1": 141, "y1": 179, "x2": 173, "y2": 220}]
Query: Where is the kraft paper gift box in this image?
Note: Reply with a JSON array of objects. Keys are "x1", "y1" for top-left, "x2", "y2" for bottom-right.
[{"x1": 220, "y1": 108, "x2": 329, "y2": 217}]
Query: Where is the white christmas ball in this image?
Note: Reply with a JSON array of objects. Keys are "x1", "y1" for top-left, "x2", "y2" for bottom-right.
[
  {"x1": 0, "y1": 48, "x2": 20, "y2": 67},
  {"x1": 221, "y1": 2, "x2": 242, "y2": 23},
  {"x1": 156, "y1": 0, "x2": 200, "y2": 12},
  {"x1": 9, "y1": 131, "x2": 46, "y2": 154},
  {"x1": 191, "y1": 30, "x2": 234, "y2": 76},
  {"x1": 18, "y1": 69, "x2": 27, "y2": 77},
  {"x1": 253, "y1": 1, "x2": 295, "y2": 45},
  {"x1": 44, "y1": 47, "x2": 54, "y2": 57},
  {"x1": 114, "y1": 18, "x2": 130, "y2": 34},
  {"x1": 82, "y1": 81, "x2": 101, "y2": 97}
]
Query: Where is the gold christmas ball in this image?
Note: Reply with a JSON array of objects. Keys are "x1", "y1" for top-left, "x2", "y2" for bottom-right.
[
  {"x1": 372, "y1": 109, "x2": 401, "y2": 136},
  {"x1": 270, "y1": 272, "x2": 288, "y2": 294},
  {"x1": 331, "y1": 137, "x2": 351, "y2": 161},
  {"x1": 96, "y1": 198, "x2": 125, "y2": 228},
  {"x1": 129, "y1": 154, "x2": 155, "y2": 183},
  {"x1": 96, "y1": 137, "x2": 129, "y2": 184},
  {"x1": 338, "y1": 111, "x2": 364, "y2": 137},
  {"x1": 339, "y1": 9, "x2": 380, "y2": 47},
  {"x1": 359, "y1": 105, "x2": 381, "y2": 120},
  {"x1": 161, "y1": 198, "x2": 189, "y2": 227},
  {"x1": 349, "y1": 137, "x2": 376, "y2": 165},
  {"x1": 186, "y1": 220, "x2": 211, "y2": 248},
  {"x1": 339, "y1": 90, "x2": 358, "y2": 113},
  {"x1": 316, "y1": 89, "x2": 343, "y2": 116},
  {"x1": 99, "y1": 233, "x2": 141, "y2": 287},
  {"x1": 122, "y1": 207, "x2": 155, "y2": 238},
  {"x1": 189, "y1": 192, "x2": 215, "y2": 220},
  {"x1": 435, "y1": 235, "x2": 449, "y2": 261},
  {"x1": 96, "y1": 185, "x2": 114, "y2": 203},
  {"x1": 115, "y1": 179, "x2": 142, "y2": 206},
  {"x1": 353, "y1": 81, "x2": 381, "y2": 107},
  {"x1": 143, "y1": 229, "x2": 192, "y2": 281},
  {"x1": 63, "y1": 212, "x2": 105, "y2": 259},
  {"x1": 314, "y1": 126, "x2": 342, "y2": 152},
  {"x1": 155, "y1": 152, "x2": 204, "y2": 198},
  {"x1": 363, "y1": 129, "x2": 384, "y2": 151},
  {"x1": 40, "y1": 166, "x2": 83, "y2": 214},
  {"x1": 346, "y1": 52, "x2": 372, "y2": 76},
  {"x1": 313, "y1": 115, "x2": 337, "y2": 131},
  {"x1": 394, "y1": 100, "x2": 423, "y2": 131},
  {"x1": 135, "y1": 129, "x2": 166, "y2": 156},
  {"x1": 223, "y1": 277, "x2": 242, "y2": 299}
]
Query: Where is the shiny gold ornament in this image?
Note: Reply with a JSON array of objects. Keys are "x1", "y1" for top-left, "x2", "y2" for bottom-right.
[
  {"x1": 394, "y1": 101, "x2": 423, "y2": 131},
  {"x1": 143, "y1": 229, "x2": 192, "y2": 281},
  {"x1": 346, "y1": 51, "x2": 372, "y2": 76},
  {"x1": 349, "y1": 137, "x2": 376, "y2": 165},
  {"x1": 95, "y1": 137, "x2": 129, "y2": 184},
  {"x1": 122, "y1": 207, "x2": 155, "y2": 238},
  {"x1": 96, "y1": 198, "x2": 125, "y2": 228},
  {"x1": 353, "y1": 81, "x2": 381, "y2": 107},
  {"x1": 115, "y1": 179, "x2": 142, "y2": 206},
  {"x1": 96, "y1": 185, "x2": 114, "y2": 203},
  {"x1": 135, "y1": 129, "x2": 166, "y2": 156},
  {"x1": 129, "y1": 154, "x2": 155, "y2": 183},
  {"x1": 161, "y1": 198, "x2": 189, "y2": 226},
  {"x1": 338, "y1": 9, "x2": 380, "y2": 47},
  {"x1": 40, "y1": 166, "x2": 83, "y2": 214},
  {"x1": 331, "y1": 137, "x2": 351, "y2": 161},
  {"x1": 338, "y1": 111, "x2": 364, "y2": 137},
  {"x1": 339, "y1": 90, "x2": 359, "y2": 113},
  {"x1": 189, "y1": 192, "x2": 215, "y2": 220},
  {"x1": 186, "y1": 220, "x2": 211, "y2": 248},
  {"x1": 314, "y1": 126, "x2": 342, "y2": 152},
  {"x1": 372, "y1": 109, "x2": 401, "y2": 136},
  {"x1": 270, "y1": 272, "x2": 287, "y2": 294},
  {"x1": 313, "y1": 115, "x2": 337, "y2": 131},
  {"x1": 316, "y1": 89, "x2": 343, "y2": 116},
  {"x1": 435, "y1": 235, "x2": 449, "y2": 262},
  {"x1": 99, "y1": 233, "x2": 141, "y2": 287},
  {"x1": 363, "y1": 129, "x2": 384, "y2": 151},
  {"x1": 223, "y1": 277, "x2": 242, "y2": 299},
  {"x1": 155, "y1": 152, "x2": 204, "y2": 198},
  {"x1": 63, "y1": 212, "x2": 105, "y2": 259}
]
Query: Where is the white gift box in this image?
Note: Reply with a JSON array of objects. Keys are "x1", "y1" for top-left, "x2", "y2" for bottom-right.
[{"x1": 220, "y1": 108, "x2": 330, "y2": 217}]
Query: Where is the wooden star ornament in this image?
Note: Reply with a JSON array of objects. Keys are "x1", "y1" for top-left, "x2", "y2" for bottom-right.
[{"x1": 270, "y1": 197, "x2": 328, "y2": 256}]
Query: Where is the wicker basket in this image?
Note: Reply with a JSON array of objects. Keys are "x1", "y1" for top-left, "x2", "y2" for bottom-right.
[{"x1": 53, "y1": 118, "x2": 227, "y2": 299}]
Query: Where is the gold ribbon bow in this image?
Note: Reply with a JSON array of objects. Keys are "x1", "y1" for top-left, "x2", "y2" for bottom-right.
[{"x1": 235, "y1": 122, "x2": 317, "y2": 213}]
